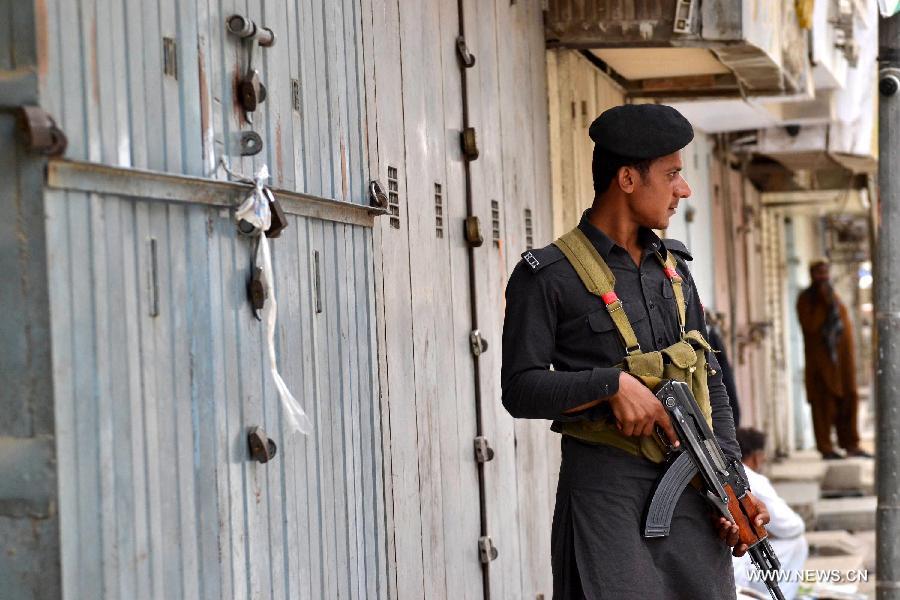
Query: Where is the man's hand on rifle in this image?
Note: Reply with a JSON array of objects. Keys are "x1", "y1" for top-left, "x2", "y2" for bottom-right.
[
  {"x1": 608, "y1": 372, "x2": 680, "y2": 447},
  {"x1": 712, "y1": 491, "x2": 770, "y2": 556}
]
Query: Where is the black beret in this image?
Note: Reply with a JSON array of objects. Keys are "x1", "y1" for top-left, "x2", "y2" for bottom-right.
[{"x1": 588, "y1": 104, "x2": 694, "y2": 160}]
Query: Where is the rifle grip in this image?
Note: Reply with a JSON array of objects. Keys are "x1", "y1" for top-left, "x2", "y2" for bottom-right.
[{"x1": 724, "y1": 484, "x2": 767, "y2": 545}]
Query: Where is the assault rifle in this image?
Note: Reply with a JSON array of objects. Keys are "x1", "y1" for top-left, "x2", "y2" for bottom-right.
[{"x1": 644, "y1": 380, "x2": 786, "y2": 600}]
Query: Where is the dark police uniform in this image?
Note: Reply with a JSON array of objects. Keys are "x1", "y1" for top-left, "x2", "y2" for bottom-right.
[{"x1": 500, "y1": 104, "x2": 742, "y2": 600}]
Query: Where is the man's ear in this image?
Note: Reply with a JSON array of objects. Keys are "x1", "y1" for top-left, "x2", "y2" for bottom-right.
[{"x1": 617, "y1": 166, "x2": 636, "y2": 193}]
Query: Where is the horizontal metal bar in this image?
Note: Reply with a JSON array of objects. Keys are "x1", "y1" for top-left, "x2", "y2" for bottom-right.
[{"x1": 46, "y1": 159, "x2": 386, "y2": 228}]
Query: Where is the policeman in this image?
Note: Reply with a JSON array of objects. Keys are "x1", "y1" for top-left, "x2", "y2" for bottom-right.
[{"x1": 501, "y1": 104, "x2": 770, "y2": 600}]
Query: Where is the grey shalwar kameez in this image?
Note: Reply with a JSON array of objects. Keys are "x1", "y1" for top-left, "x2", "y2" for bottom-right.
[{"x1": 501, "y1": 212, "x2": 741, "y2": 600}]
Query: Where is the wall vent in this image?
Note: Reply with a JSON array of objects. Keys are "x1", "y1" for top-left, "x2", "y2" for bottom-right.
[{"x1": 388, "y1": 166, "x2": 400, "y2": 229}]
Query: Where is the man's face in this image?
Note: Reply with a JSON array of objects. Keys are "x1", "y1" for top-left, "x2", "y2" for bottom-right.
[
  {"x1": 623, "y1": 151, "x2": 692, "y2": 230},
  {"x1": 811, "y1": 264, "x2": 831, "y2": 286}
]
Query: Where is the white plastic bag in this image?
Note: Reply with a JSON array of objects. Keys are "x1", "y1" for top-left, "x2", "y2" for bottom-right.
[{"x1": 234, "y1": 165, "x2": 312, "y2": 435}]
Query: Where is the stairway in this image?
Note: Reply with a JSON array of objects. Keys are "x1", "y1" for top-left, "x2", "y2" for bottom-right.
[{"x1": 767, "y1": 436, "x2": 876, "y2": 599}]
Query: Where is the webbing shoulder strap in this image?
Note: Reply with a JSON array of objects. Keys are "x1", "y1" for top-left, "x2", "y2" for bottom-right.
[
  {"x1": 554, "y1": 228, "x2": 642, "y2": 355},
  {"x1": 656, "y1": 251, "x2": 687, "y2": 335}
]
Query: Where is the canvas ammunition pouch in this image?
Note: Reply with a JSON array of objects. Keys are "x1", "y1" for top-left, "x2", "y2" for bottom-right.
[{"x1": 553, "y1": 227, "x2": 715, "y2": 463}]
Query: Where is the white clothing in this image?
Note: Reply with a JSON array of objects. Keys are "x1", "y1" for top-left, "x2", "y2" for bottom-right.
[{"x1": 732, "y1": 465, "x2": 809, "y2": 600}]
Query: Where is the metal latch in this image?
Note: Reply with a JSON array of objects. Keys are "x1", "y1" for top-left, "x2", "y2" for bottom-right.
[
  {"x1": 464, "y1": 215, "x2": 484, "y2": 247},
  {"x1": 227, "y1": 14, "x2": 276, "y2": 124},
  {"x1": 368, "y1": 179, "x2": 390, "y2": 212},
  {"x1": 461, "y1": 127, "x2": 479, "y2": 161},
  {"x1": 15, "y1": 106, "x2": 67, "y2": 156},
  {"x1": 456, "y1": 36, "x2": 476, "y2": 68},
  {"x1": 474, "y1": 436, "x2": 495, "y2": 463},
  {"x1": 478, "y1": 536, "x2": 498, "y2": 563},
  {"x1": 469, "y1": 329, "x2": 488, "y2": 356},
  {"x1": 248, "y1": 426, "x2": 278, "y2": 463}
]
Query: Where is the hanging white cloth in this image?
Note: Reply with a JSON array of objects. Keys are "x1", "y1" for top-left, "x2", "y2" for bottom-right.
[{"x1": 233, "y1": 164, "x2": 313, "y2": 435}]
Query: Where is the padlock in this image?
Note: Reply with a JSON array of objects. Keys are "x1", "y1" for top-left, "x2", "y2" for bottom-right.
[
  {"x1": 248, "y1": 265, "x2": 268, "y2": 320},
  {"x1": 265, "y1": 190, "x2": 288, "y2": 238},
  {"x1": 239, "y1": 70, "x2": 267, "y2": 114},
  {"x1": 248, "y1": 426, "x2": 277, "y2": 463}
]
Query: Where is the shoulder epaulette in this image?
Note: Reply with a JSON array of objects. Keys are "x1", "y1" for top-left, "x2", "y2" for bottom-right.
[
  {"x1": 663, "y1": 238, "x2": 693, "y2": 262},
  {"x1": 521, "y1": 244, "x2": 565, "y2": 273}
]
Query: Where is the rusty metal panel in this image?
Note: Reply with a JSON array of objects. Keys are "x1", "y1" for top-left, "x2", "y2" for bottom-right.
[
  {"x1": 0, "y1": 111, "x2": 62, "y2": 600},
  {"x1": 545, "y1": 0, "x2": 811, "y2": 95},
  {"x1": 545, "y1": 0, "x2": 688, "y2": 46},
  {"x1": 544, "y1": 0, "x2": 747, "y2": 45},
  {"x1": 44, "y1": 187, "x2": 386, "y2": 599},
  {"x1": 39, "y1": 0, "x2": 370, "y2": 205},
  {"x1": 0, "y1": 0, "x2": 63, "y2": 597}
]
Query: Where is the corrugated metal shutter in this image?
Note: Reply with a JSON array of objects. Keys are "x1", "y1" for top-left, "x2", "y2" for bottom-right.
[
  {"x1": 369, "y1": 1, "x2": 557, "y2": 598},
  {"x1": 36, "y1": 0, "x2": 388, "y2": 598}
]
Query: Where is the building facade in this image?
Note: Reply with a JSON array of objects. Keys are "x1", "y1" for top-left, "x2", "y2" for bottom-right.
[{"x1": 0, "y1": 0, "x2": 878, "y2": 598}]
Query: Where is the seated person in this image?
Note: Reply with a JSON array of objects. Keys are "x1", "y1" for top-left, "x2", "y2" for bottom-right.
[{"x1": 733, "y1": 428, "x2": 809, "y2": 600}]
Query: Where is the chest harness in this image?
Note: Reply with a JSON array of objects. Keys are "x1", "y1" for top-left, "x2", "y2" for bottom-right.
[{"x1": 553, "y1": 227, "x2": 716, "y2": 463}]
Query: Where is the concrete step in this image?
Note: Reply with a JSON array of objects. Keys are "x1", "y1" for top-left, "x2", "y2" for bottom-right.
[
  {"x1": 799, "y1": 532, "x2": 871, "y2": 599},
  {"x1": 799, "y1": 553, "x2": 870, "y2": 600},
  {"x1": 769, "y1": 458, "x2": 828, "y2": 483},
  {"x1": 813, "y1": 496, "x2": 877, "y2": 532},
  {"x1": 805, "y1": 530, "x2": 866, "y2": 558},
  {"x1": 802, "y1": 554, "x2": 868, "y2": 599},
  {"x1": 791, "y1": 449, "x2": 828, "y2": 462},
  {"x1": 822, "y1": 458, "x2": 874, "y2": 495},
  {"x1": 773, "y1": 480, "x2": 822, "y2": 505},
  {"x1": 772, "y1": 480, "x2": 821, "y2": 528},
  {"x1": 804, "y1": 552, "x2": 865, "y2": 573}
]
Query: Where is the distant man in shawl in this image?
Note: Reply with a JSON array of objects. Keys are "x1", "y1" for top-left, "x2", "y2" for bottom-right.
[{"x1": 796, "y1": 260, "x2": 871, "y2": 459}]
